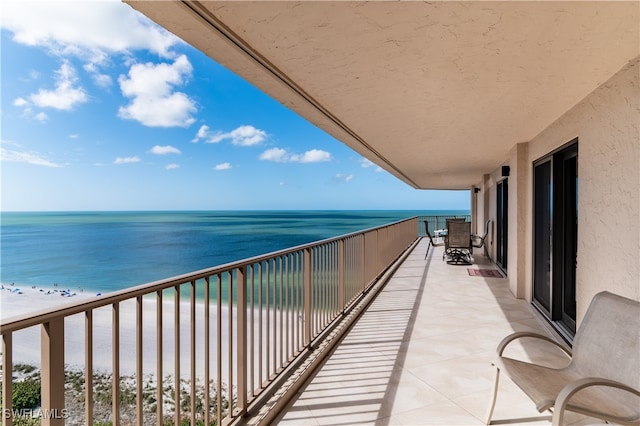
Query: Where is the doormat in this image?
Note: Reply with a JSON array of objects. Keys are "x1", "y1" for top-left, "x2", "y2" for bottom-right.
[{"x1": 467, "y1": 268, "x2": 504, "y2": 278}]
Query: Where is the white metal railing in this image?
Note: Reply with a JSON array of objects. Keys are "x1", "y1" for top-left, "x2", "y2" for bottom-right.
[{"x1": 1, "y1": 217, "x2": 418, "y2": 425}]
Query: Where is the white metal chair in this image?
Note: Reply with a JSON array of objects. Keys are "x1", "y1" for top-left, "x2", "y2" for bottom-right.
[
  {"x1": 471, "y1": 219, "x2": 491, "y2": 259},
  {"x1": 485, "y1": 291, "x2": 640, "y2": 425},
  {"x1": 423, "y1": 220, "x2": 444, "y2": 259}
]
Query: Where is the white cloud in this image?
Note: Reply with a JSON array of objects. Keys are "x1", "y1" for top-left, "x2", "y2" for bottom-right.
[
  {"x1": 259, "y1": 147, "x2": 288, "y2": 162},
  {"x1": 0, "y1": 147, "x2": 63, "y2": 168},
  {"x1": 334, "y1": 173, "x2": 354, "y2": 182},
  {"x1": 194, "y1": 124, "x2": 268, "y2": 146},
  {"x1": 13, "y1": 98, "x2": 28, "y2": 107},
  {"x1": 93, "y1": 74, "x2": 113, "y2": 89},
  {"x1": 28, "y1": 61, "x2": 88, "y2": 111},
  {"x1": 114, "y1": 156, "x2": 140, "y2": 164},
  {"x1": 360, "y1": 157, "x2": 384, "y2": 172},
  {"x1": 291, "y1": 149, "x2": 332, "y2": 163},
  {"x1": 118, "y1": 55, "x2": 196, "y2": 127},
  {"x1": 360, "y1": 158, "x2": 373, "y2": 167},
  {"x1": 206, "y1": 125, "x2": 267, "y2": 146},
  {"x1": 119, "y1": 56, "x2": 191, "y2": 98},
  {"x1": 192, "y1": 124, "x2": 210, "y2": 143},
  {"x1": 214, "y1": 162, "x2": 232, "y2": 170},
  {"x1": 259, "y1": 147, "x2": 332, "y2": 163},
  {"x1": 83, "y1": 63, "x2": 113, "y2": 88},
  {"x1": 165, "y1": 163, "x2": 180, "y2": 170},
  {"x1": 149, "y1": 145, "x2": 181, "y2": 155},
  {"x1": 14, "y1": 102, "x2": 49, "y2": 122},
  {"x1": 1, "y1": 1, "x2": 180, "y2": 61}
]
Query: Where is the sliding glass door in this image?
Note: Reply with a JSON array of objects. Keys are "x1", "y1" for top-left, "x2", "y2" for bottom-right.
[
  {"x1": 533, "y1": 140, "x2": 578, "y2": 336},
  {"x1": 496, "y1": 179, "x2": 508, "y2": 271},
  {"x1": 558, "y1": 147, "x2": 578, "y2": 332}
]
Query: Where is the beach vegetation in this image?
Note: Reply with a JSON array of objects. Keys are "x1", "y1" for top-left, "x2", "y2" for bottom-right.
[
  {"x1": 11, "y1": 379, "x2": 42, "y2": 411},
  {"x1": 3, "y1": 363, "x2": 234, "y2": 425},
  {"x1": 0, "y1": 378, "x2": 41, "y2": 410},
  {"x1": 1, "y1": 415, "x2": 41, "y2": 426},
  {"x1": 12, "y1": 364, "x2": 37, "y2": 376}
]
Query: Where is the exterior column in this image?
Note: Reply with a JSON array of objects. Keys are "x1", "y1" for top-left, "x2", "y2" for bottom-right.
[{"x1": 509, "y1": 142, "x2": 530, "y2": 299}]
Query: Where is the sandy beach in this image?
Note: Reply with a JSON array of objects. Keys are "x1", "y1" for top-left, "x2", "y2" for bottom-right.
[
  {"x1": 1, "y1": 283, "x2": 98, "y2": 318},
  {"x1": 1, "y1": 283, "x2": 281, "y2": 382}
]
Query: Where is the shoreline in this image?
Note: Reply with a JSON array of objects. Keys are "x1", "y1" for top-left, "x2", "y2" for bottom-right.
[{"x1": 1, "y1": 282, "x2": 278, "y2": 379}]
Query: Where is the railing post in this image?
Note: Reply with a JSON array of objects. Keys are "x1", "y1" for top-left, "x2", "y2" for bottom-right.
[
  {"x1": 360, "y1": 234, "x2": 366, "y2": 293},
  {"x1": 174, "y1": 286, "x2": 180, "y2": 426},
  {"x1": 3, "y1": 332, "x2": 13, "y2": 426},
  {"x1": 236, "y1": 267, "x2": 248, "y2": 415},
  {"x1": 303, "y1": 248, "x2": 312, "y2": 347},
  {"x1": 155, "y1": 290, "x2": 163, "y2": 426},
  {"x1": 112, "y1": 303, "x2": 120, "y2": 426},
  {"x1": 40, "y1": 317, "x2": 65, "y2": 426},
  {"x1": 136, "y1": 297, "x2": 143, "y2": 426},
  {"x1": 374, "y1": 229, "x2": 380, "y2": 284},
  {"x1": 85, "y1": 311, "x2": 93, "y2": 426},
  {"x1": 338, "y1": 239, "x2": 345, "y2": 313}
]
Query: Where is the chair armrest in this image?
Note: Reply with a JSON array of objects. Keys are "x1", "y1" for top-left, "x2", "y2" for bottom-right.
[
  {"x1": 496, "y1": 331, "x2": 572, "y2": 358},
  {"x1": 552, "y1": 377, "x2": 640, "y2": 426}
]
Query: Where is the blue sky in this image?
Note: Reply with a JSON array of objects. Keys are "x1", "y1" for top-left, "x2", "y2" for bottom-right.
[{"x1": 1, "y1": 0, "x2": 470, "y2": 212}]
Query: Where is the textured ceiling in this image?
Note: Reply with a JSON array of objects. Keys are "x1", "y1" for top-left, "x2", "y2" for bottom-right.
[{"x1": 125, "y1": 1, "x2": 639, "y2": 189}]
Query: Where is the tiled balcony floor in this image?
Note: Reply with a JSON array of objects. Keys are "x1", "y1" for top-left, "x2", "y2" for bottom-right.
[{"x1": 275, "y1": 238, "x2": 604, "y2": 425}]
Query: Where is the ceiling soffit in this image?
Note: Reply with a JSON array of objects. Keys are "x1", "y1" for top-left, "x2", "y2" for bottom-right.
[{"x1": 124, "y1": 0, "x2": 640, "y2": 189}]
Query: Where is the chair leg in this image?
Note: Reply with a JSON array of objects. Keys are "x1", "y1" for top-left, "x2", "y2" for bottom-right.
[
  {"x1": 485, "y1": 366, "x2": 501, "y2": 425},
  {"x1": 483, "y1": 242, "x2": 491, "y2": 262}
]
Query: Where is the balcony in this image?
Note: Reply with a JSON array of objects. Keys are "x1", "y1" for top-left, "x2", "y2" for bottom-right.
[
  {"x1": 1, "y1": 218, "x2": 416, "y2": 425},
  {"x1": 271, "y1": 241, "x2": 604, "y2": 426},
  {"x1": 0, "y1": 218, "x2": 605, "y2": 425}
]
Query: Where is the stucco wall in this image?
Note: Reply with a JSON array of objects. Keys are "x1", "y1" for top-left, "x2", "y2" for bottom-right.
[{"x1": 495, "y1": 58, "x2": 640, "y2": 326}]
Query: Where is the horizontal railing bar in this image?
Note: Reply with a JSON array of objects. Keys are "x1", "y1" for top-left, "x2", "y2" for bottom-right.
[{"x1": 1, "y1": 217, "x2": 416, "y2": 333}]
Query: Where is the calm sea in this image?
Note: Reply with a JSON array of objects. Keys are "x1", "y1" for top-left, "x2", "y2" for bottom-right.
[{"x1": 1, "y1": 210, "x2": 467, "y2": 293}]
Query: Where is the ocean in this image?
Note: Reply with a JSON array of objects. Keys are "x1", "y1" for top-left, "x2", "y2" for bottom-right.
[{"x1": 1, "y1": 210, "x2": 468, "y2": 294}]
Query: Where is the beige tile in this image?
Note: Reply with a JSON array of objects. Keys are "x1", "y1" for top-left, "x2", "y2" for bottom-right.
[
  {"x1": 387, "y1": 335, "x2": 482, "y2": 368},
  {"x1": 455, "y1": 383, "x2": 550, "y2": 424},
  {"x1": 274, "y1": 244, "x2": 576, "y2": 426},
  {"x1": 277, "y1": 400, "x2": 321, "y2": 425},
  {"x1": 409, "y1": 353, "x2": 496, "y2": 399},
  {"x1": 388, "y1": 400, "x2": 484, "y2": 425}
]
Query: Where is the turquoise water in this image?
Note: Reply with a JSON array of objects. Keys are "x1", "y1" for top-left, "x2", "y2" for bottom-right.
[{"x1": 1, "y1": 210, "x2": 468, "y2": 293}]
